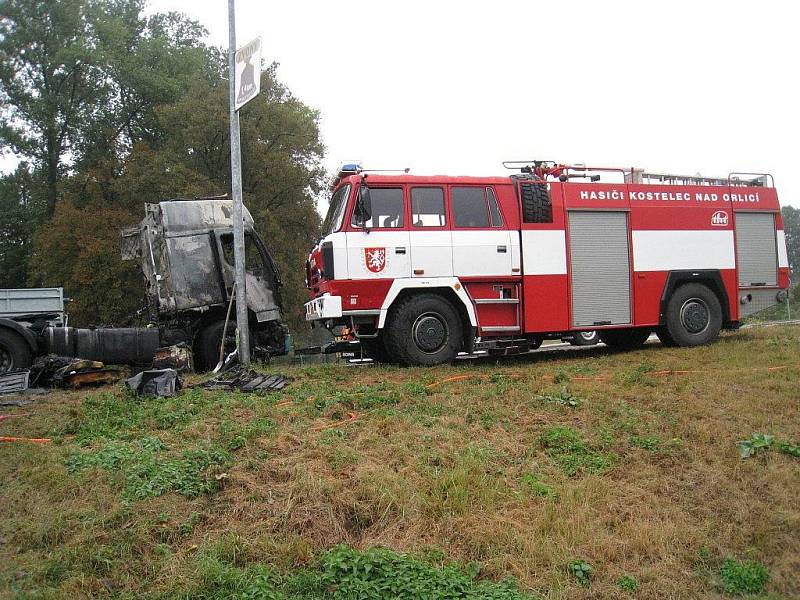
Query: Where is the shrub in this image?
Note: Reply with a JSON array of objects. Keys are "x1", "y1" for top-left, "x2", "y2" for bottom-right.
[{"x1": 718, "y1": 558, "x2": 769, "y2": 596}]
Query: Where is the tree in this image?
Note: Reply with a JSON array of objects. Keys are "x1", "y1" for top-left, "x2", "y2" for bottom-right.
[
  {"x1": 0, "y1": 0, "x2": 209, "y2": 216},
  {"x1": 27, "y1": 200, "x2": 141, "y2": 325},
  {"x1": 0, "y1": 164, "x2": 46, "y2": 287}
]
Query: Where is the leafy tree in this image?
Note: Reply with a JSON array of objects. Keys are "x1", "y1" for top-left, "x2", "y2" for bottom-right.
[
  {"x1": 0, "y1": 0, "x2": 209, "y2": 216},
  {"x1": 28, "y1": 200, "x2": 141, "y2": 325},
  {"x1": 0, "y1": 164, "x2": 47, "y2": 287}
]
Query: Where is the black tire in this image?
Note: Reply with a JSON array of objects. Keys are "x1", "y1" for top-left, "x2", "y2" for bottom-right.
[
  {"x1": 598, "y1": 328, "x2": 651, "y2": 350},
  {"x1": 656, "y1": 327, "x2": 678, "y2": 347},
  {"x1": 384, "y1": 294, "x2": 463, "y2": 366},
  {"x1": 360, "y1": 337, "x2": 390, "y2": 363},
  {"x1": 0, "y1": 329, "x2": 32, "y2": 375},
  {"x1": 663, "y1": 283, "x2": 722, "y2": 347},
  {"x1": 520, "y1": 182, "x2": 552, "y2": 223},
  {"x1": 528, "y1": 337, "x2": 543, "y2": 350},
  {"x1": 194, "y1": 320, "x2": 236, "y2": 372},
  {"x1": 570, "y1": 330, "x2": 599, "y2": 346}
]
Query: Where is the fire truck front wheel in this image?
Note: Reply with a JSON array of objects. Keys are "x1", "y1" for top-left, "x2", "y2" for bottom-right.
[
  {"x1": 663, "y1": 283, "x2": 722, "y2": 347},
  {"x1": 385, "y1": 294, "x2": 463, "y2": 366}
]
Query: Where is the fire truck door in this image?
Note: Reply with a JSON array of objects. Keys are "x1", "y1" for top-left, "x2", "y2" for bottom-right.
[
  {"x1": 568, "y1": 211, "x2": 632, "y2": 327},
  {"x1": 450, "y1": 187, "x2": 514, "y2": 277},
  {"x1": 409, "y1": 187, "x2": 453, "y2": 277},
  {"x1": 345, "y1": 187, "x2": 411, "y2": 279}
]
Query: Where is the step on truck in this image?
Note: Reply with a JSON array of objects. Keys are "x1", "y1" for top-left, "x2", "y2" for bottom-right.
[
  {"x1": 304, "y1": 161, "x2": 790, "y2": 365},
  {"x1": 0, "y1": 198, "x2": 288, "y2": 375}
]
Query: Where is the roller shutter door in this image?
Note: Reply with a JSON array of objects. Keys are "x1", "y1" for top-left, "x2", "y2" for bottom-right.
[
  {"x1": 735, "y1": 213, "x2": 777, "y2": 287},
  {"x1": 568, "y1": 211, "x2": 631, "y2": 327}
]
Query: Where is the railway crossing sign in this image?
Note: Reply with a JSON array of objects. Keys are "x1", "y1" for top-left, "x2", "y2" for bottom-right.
[{"x1": 234, "y1": 37, "x2": 262, "y2": 111}]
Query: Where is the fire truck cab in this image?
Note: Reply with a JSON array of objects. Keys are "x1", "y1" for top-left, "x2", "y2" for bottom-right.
[{"x1": 305, "y1": 162, "x2": 790, "y2": 366}]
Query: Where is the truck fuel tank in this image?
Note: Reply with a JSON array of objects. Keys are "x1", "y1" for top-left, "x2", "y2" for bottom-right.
[{"x1": 46, "y1": 327, "x2": 161, "y2": 365}]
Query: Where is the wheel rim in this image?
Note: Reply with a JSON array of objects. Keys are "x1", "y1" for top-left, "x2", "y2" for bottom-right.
[
  {"x1": 579, "y1": 331, "x2": 597, "y2": 342},
  {"x1": 412, "y1": 312, "x2": 449, "y2": 354},
  {"x1": 679, "y1": 298, "x2": 710, "y2": 334},
  {"x1": 0, "y1": 345, "x2": 13, "y2": 374}
]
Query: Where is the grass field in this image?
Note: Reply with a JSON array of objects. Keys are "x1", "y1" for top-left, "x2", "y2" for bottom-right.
[{"x1": 2, "y1": 326, "x2": 799, "y2": 599}]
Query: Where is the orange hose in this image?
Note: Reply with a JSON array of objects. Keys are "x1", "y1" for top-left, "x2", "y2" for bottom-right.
[
  {"x1": 311, "y1": 411, "x2": 358, "y2": 432},
  {"x1": 0, "y1": 436, "x2": 51, "y2": 443}
]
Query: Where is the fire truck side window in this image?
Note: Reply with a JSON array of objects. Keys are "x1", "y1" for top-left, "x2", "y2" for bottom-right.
[
  {"x1": 487, "y1": 187, "x2": 503, "y2": 227},
  {"x1": 353, "y1": 187, "x2": 404, "y2": 228},
  {"x1": 452, "y1": 187, "x2": 490, "y2": 228},
  {"x1": 411, "y1": 187, "x2": 446, "y2": 227}
]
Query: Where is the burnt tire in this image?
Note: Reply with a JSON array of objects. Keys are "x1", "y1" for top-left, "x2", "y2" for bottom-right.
[
  {"x1": 570, "y1": 330, "x2": 599, "y2": 346},
  {"x1": 598, "y1": 328, "x2": 651, "y2": 350},
  {"x1": 360, "y1": 337, "x2": 390, "y2": 363},
  {"x1": 0, "y1": 329, "x2": 32, "y2": 375},
  {"x1": 663, "y1": 283, "x2": 722, "y2": 347},
  {"x1": 384, "y1": 294, "x2": 463, "y2": 366},
  {"x1": 195, "y1": 320, "x2": 236, "y2": 372}
]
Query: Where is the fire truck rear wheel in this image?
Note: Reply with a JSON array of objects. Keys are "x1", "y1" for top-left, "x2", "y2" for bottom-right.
[
  {"x1": 664, "y1": 283, "x2": 722, "y2": 347},
  {"x1": 385, "y1": 294, "x2": 463, "y2": 366},
  {"x1": 598, "y1": 328, "x2": 651, "y2": 350},
  {"x1": 570, "y1": 330, "x2": 599, "y2": 346}
]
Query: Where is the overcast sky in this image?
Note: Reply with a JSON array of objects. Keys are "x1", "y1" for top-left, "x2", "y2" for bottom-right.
[{"x1": 9, "y1": 1, "x2": 800, "y2": 208}]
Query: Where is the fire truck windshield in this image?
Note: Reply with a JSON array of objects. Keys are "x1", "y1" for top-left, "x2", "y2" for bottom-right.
[{"x1": 321, "y1": 183, "x2": 351, "y2": 236}]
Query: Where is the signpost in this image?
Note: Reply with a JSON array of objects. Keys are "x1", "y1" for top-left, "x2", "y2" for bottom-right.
[{"x1": 227, "y1": 0, "x2": 261, "y2": 366}]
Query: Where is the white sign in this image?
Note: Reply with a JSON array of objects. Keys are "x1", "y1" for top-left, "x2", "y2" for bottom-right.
[{"x1": 234, "y1": 37, "x2": 262, "y2": 111}]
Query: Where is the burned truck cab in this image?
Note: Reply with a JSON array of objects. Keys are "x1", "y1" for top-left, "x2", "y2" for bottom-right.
[{"x1": 117, "y1": 198, "x2": 287, "y2": 369}]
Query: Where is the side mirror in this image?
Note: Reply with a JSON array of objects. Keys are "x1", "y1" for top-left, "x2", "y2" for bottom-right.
[{"x1": 354, "y1": 183, "x2": 372, "y2": 225}]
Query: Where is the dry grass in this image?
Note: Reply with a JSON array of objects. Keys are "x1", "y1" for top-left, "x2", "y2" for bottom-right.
[{"x1": 1, "y1": 326, "x2": 799, "y2": 599}]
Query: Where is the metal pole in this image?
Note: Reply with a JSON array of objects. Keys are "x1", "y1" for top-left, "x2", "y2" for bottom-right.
[{"x1": 227, "y1": 0, "x2": 250, "y2": 365}]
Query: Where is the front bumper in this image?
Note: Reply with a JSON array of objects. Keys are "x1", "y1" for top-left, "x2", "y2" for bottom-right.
[{"x1": 304, "y1": 294, "x2": 343, "y2": 321}]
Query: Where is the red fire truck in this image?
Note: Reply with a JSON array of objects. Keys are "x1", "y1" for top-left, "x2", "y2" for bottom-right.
[{"x1": 305, "y1": 162, "x2": 790, "y2": 366}]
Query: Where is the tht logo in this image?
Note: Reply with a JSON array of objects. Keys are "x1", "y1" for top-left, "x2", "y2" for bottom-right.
[
  {"x1": 711, "y1": 210, "x2": 728, "y2": 227},
  {"x1": 364, "y1": 247, "x2": 386, "y2": 273}
]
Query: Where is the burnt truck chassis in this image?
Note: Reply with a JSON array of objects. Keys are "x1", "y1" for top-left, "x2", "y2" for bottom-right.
[{"x1": 0, "y1": 198, "x2": 288, "y2": 375}]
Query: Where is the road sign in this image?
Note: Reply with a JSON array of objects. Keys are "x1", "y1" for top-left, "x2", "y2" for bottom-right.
[{"x1": 234, "y1": 37, "x2": 262, "y2": 111}]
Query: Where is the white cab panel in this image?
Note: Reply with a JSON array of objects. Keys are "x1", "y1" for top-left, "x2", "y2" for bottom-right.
[
  {"x1": 345, "y1": 230, "x2": 411, "y2": 279},
  {"x1": 451, "y1": 230, "x2": 513, "y2": 277},
  {"x1": 409, "y1": 230, "x2": 453, "y2": 277}
]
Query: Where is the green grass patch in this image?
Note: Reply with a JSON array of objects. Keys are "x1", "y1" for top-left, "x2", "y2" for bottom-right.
[
  {"x1": 67, "y1": 438, "x2": 231, "y2": 500},
  {"x1": 540, "y1": 426, "x2": 616, "y2": 476},
  {"x1": 165, "y1": 544, "x2": 534, "y2": 600},
  {"x1": 618, "y1": 574, "x2": 639, "y2": 591},
  {"x1": 718, "y1": 558, "x2": 769, "y2": 596},
  {"x1": 520, "y1": 473, "x2": 557, "y2": 498}
]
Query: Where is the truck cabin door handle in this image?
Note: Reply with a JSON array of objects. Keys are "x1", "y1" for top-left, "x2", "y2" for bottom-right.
[
  {"x1": 395, "y1": 247, "x2": 406, "y2": 254},
  {"x1": 497, "y1": 245, "x2": 507, "y2": 253}
]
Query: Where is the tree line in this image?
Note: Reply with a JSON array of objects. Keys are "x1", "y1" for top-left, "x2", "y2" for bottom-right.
[{"x1": 0, "y1": 0, "x2": 323, "y2": 333}]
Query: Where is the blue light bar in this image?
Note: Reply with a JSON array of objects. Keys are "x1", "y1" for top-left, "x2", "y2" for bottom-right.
[{"x1": 339, "y1": 163, "x2": 361, "y2": 173}]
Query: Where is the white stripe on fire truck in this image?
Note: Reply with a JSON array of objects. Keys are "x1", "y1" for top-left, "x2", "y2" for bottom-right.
[
  {"x1": 632, "y1": 230, "x2": 736, "y2": 272},
  {"x1": 521, "y1": 230, "x2": 568, "y2": 275},
  {"x1": 777, "y1": 230, "x2": 789, "y2": 268}
]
